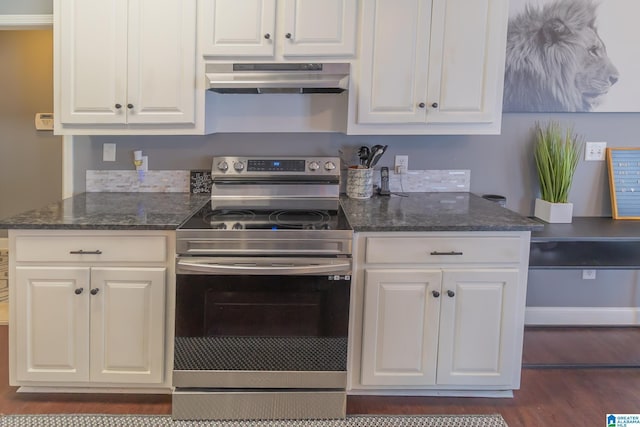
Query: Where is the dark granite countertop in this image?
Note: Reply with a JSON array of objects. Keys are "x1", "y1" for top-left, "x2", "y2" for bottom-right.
[
  {"x1": 531, "y1": 216, "x2": 640, "y2": 241},
  {"x1": 0, "y1": 191, "x2": 542, "y2": 232},
  {"x1": 340, "y1": 192, "x2": 543, "y2": 232},
  {"x1": 0, "y1": 192, "x2": 210, "y2": 230}
]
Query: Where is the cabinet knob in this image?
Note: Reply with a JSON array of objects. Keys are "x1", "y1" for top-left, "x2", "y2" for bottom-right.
[
  {"x1": 432, "y1": 290, "x2": 440, "y2": 298},
  {"x1": 74, "y1": 288, "x2": 84, "y2": 295},
  {"x1": 264, "y1": 33, "x2": 271, "y2": 39},
  {"x1": 285, "y1": 33, "x2": 292, "y2": 39},
  {"x1": 431, "y1": 102, "x2": 439, "y2": 108},
  {"x1": 90, "y1": 288, "x2": 100, "y2": 295},
  {"x1": 418, "y1": 102, "x2": 426, "y2": 108},
  {"x1": 447, "y1": 290, "x2": 455, "y2": 298},
  {"x1": 127, "y1": 104, "x2": 134, "y2": 109},
  {"x1": 115, "y1": 104, "x2": 122, "y2": 109}
]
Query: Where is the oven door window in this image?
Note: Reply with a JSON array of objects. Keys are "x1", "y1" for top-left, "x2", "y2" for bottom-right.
[{"x1": 175, "y1": 274, "x2": 350, "y2": 372}]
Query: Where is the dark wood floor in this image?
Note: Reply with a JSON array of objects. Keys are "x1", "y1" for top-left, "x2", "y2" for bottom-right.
[{"x1": 2, "y1": 325, "x2": 640, "y2": 427}]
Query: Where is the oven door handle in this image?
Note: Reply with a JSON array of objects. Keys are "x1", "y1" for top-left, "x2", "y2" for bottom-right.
[{"x1": 177, "y1": 259, "x2": 351, "y2": 275}]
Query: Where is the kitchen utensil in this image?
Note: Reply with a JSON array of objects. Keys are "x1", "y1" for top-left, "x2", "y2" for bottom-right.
[
  {"x1": 367, "y1": 144, "x2": 387, "y2": 168},
  {"x1": 365, "y1": 145, "x2": 381, "y2": 167},
  {"x1": 357, "y1": 146, "x2": 370, "y2": 166}
]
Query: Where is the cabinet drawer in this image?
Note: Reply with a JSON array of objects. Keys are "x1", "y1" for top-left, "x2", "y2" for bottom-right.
[
  {"x1": 15, "y1": 235, "x2": 167, "y2": 263},
  {"x1": 365, "y1": 237, "x2": 521, "y2": 264}
]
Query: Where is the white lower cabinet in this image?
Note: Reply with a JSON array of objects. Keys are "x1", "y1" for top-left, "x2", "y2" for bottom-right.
[
  {"x1": 361, "y1": 269, "x2": 441, "y2": 386},
  {"x1": 351, "y1": 233, "x2": 530, "y2": 393},
  {"x1": 9, "y1": 231, "x2": 172, "y2": 389},
  {"x1": 15, "y1": 266, "x2": 166, "y2": 384}
]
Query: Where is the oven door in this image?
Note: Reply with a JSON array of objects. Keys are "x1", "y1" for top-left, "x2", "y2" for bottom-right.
[{"x1": 173, "y1": 256, "x2": 351, "y2": 389}]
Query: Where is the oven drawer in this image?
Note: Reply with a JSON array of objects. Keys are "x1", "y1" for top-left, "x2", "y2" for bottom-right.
[
  {"x1": 15, "y1": 235, "x2": 167, "y2": 263},
  {"x1": 365, "y1": 236, "x2": 521, "y2": 264},
  {"x1": 172, "y1": 390, "x2": 346, "y2": 420}
]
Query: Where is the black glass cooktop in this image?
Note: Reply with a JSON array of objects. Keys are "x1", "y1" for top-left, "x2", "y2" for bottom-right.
[{"x1": 179, "y1": 204, "x2": 351, "y2": 231}]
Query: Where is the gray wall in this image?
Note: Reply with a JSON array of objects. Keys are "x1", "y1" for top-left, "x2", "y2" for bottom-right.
[
  {"x1": 0, "y1": 30, "x2": 62, "y2": 237},
  {"x1": 77, "y1": 112, "x2": 634, "y2": 218},
  {"x1": 0, "y1": 0, "x2": 52, "y2": 15}
]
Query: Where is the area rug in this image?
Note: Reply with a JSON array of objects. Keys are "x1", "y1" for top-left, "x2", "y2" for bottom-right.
[{"x1": 0, "y1": 414, "x2": 508, "y2": 427}]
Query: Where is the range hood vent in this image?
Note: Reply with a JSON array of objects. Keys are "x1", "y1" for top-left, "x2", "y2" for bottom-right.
[{"x1": 206, "y1": 63, "x2": 350, "y2": 94}]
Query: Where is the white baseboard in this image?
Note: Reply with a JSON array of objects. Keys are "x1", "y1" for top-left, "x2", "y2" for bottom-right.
[
  {"x1": 18, "y1": 386, "x2": 171, "y2": 394},
  {"x1": 347, "y1": 389, "x2": 513, "y2": 398},
  {"x1": 526, "y1": 307, "x2": 640, "y2": 326}
]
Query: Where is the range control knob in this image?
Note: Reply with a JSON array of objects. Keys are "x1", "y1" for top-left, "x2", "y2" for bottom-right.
[
  {"x1": 233, "y1": 161, "x2": 245, "y2": 172},
  {"x1": 308, "y1": 161, "x2": 320, "y2": 171},
  {"x1": 217, "y1": 161, "x2": 229, "y2": 172},
  {"x1": 324, "y1": 161, "x2": 336, "y2": 171}
]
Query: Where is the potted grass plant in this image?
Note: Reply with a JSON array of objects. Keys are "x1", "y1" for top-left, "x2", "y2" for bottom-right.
[{"x1": 533, "y1": 121, "x2": 583, "y2": 223}]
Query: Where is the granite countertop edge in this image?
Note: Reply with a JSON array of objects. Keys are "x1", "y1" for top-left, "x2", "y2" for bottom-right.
[
  {"x1": 349, "y1": 224, "x2": 542, "y2": 232},
  {"x1": 0, "y1": 192, "x2": 210, "y2": 231},
  {"x1": 340, "y1": 192, "x2": 543, "y2": 233}
]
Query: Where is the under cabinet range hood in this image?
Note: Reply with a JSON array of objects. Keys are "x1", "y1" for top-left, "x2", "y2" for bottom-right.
[{"x1": 206, "y1": 63, "x2": 350, "y2": 94}]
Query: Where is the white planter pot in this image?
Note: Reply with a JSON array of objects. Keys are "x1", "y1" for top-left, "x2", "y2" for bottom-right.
[{"x1": 534, "y1": 198, "x2": 573, "y2": 223}]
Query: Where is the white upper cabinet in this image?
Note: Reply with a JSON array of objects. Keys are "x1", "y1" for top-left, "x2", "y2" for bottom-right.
[
  {"x1": 351, "y1": 0, "x2": 509, "y2": 135},
  {"x1": 200, "y1": 0, "x2": 277, "y2": 57},
  {"x1": 56, "y1": 0, "x2": 197, "y2": 130},
  {"x1": 357, "y1": 0, "x2": 431, "y2": 124},
  {"x1": 282, "y1": 0, "x2": 357, "y2": 57},
  {"x1": 200, "y1": 0, "x2": 358, "y2": 58}
]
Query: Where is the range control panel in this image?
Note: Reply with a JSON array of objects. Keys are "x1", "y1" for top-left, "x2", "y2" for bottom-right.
[
  {"x1": 211, "y1": 156, "x2": 340, "y2": 177},
  {"x1": 247, "y1": 159, "x2": 306, "y2": 172}
]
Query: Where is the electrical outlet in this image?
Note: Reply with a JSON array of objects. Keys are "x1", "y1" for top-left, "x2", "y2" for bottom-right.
[
  {"x1": 585, "y1": 142, "x2": 607, "y2": 161},
  {"x1": 582, "y1": 269, "x2": 596, "y2": 280},
  {"x1": 103, "y1": 143, "x2": 116, "y2": 162},
  {"x1": 395, "y1": 155, "x2": 409, "y2": 174}
]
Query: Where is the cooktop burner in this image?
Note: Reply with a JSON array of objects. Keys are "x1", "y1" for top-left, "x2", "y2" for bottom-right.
[{"x1": 179, "y1": 204, "x2": 350, "y2": 231}]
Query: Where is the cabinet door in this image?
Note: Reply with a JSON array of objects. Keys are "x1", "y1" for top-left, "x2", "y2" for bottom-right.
[
  {"x1": 90, "y1": 267, "x2": 166, "y2": 384},
  {"x1": 200, "y1": 0, "x2": 276, "y2": 57},
  {"x1": 58, "y1": 0, "x2": 128, "y2": 124},
  {"x1": 437, "y1": 269, "x2": 518, "y2": 386},
  {"x1": 15, "y1": 267, "x2": 91, "y2": 382},
  {"x1": 126, "y1": 0, "x2": 196, "y2": 124},
  {"x1": 425, "y1": 0, "x2": 507, "y2": 124},
  {"x1": 282, "y1": 0, "x2": 357, "y2": 57},
  {"x1": 357, "y1": 0, "x2": 432, "y2": 124},
  {"x1": 361, "y1": 269, "x2": 442, "y2": 386}
]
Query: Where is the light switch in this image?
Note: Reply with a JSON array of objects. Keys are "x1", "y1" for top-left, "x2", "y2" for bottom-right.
[{"x1": 103, "y1": 143, "x2": 116, "y2": 162}]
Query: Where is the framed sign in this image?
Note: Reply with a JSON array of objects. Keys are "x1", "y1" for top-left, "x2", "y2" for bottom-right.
[{"x1": 607, "y1": 148, "x2": 640, "y2": 219}]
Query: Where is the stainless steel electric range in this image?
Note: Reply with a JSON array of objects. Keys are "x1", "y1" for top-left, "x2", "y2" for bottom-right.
[{"x1": 173, "y1": 156, "x2": 353, "y2": 421}]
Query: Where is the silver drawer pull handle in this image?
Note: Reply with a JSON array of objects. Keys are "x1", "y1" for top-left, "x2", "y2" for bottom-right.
[
  {"x1": 69, "y1": 250, "x2": 103, "y2": 255},
  {"x1": 430, "y1": 251, "x2": 463, "y2": 256}
]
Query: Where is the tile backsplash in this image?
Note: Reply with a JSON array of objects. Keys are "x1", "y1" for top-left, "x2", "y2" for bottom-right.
[
  {"x1": 87, "y1": 170, "x2": 190, "y2": 192},
  {"x1": 87, "y1": 169, "x2": 470, "y2": 194},
  {"x1": 388, "y1": 170, "x2": 470, "y2": 193}
]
